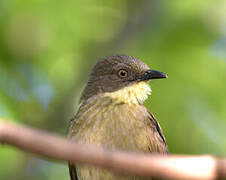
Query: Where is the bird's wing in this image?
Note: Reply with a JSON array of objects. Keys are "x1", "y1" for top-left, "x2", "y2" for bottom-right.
[
  {"x1": 69, "y1": 162, "x2": 78, "y2": 180},
  {"x1": 146, "y1": 110, "x2": 168, "y2": 154},
  {"x1": 68, "y1": 119, "x2": 79, "y2": 180}
]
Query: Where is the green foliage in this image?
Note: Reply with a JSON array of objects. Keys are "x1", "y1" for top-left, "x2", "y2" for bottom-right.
[{"x1": 0, "y1": 0, "x2": 226, "y2": 179}]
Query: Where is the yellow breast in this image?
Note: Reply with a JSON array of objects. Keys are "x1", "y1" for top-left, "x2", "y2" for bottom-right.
[
  {"x1": 70, "y1": 82, "x2": 152, "y2": 180},
  {"x1": 104, "y1": 81, "x2": 151, "y2": 105}
]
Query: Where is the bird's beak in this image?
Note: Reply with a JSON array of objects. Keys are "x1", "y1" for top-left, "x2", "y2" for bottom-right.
[{"x1": 140, "y1": 70, "x2": 168, "y2": 81}]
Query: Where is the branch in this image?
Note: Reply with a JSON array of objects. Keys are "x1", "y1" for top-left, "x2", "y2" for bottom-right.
[{"x1": 0, "y1": 120, "x2": 225, "y2": 180}]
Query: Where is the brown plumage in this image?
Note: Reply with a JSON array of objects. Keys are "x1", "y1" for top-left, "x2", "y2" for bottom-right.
[{"x1": 68, "y1": 55, "x2": 168, "y2": 180}]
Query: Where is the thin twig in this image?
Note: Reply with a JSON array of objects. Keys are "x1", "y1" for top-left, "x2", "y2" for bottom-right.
[{"x1": 0, "y1": 120, "x2": 225, "y2": 180}]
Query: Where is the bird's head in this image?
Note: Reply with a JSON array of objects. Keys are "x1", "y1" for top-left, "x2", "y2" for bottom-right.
[{"x1": 81, "y1": 55, "x2": 167, "y2": 104}]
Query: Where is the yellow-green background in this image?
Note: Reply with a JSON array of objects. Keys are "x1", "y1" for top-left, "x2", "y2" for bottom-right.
[{"x1": 0, "y1": 0, "x2": 226, "y2": 179}]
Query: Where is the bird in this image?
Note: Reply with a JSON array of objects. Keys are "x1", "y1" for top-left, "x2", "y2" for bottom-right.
[{"x1": 68, "y1": 55, "x2": 168, "y2": 180}]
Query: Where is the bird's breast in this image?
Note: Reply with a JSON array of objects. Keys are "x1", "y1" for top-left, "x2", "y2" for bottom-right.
[{"x1": 69, "y1": 96, "x2": 150, "y2": 152}]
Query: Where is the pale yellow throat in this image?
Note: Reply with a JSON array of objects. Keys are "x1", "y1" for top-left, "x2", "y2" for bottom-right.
[{"x1": 104, "y1": 81, "x2": 151, "y2": 105}]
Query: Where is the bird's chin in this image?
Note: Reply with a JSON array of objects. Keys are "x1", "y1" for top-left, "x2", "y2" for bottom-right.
[{"x1": 137, "y1": 80, "x2": 150, "y2": 84}]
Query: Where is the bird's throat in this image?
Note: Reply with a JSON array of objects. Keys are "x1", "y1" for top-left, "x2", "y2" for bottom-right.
[{"x1": 104, "y1": 81, "x2": 151, "y2": 105}]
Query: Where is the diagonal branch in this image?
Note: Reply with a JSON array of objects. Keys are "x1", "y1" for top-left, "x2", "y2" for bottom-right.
[{"x1": 0, "y1": 120, "x2": 225, "y2": 180}]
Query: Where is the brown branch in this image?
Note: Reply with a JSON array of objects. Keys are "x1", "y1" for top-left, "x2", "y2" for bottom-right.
[{"x1": 0, "y1": 120, "x2": 225, "y2": 180}]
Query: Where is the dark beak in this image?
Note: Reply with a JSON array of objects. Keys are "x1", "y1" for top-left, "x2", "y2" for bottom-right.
[{"x1": 140, "y1": 70, "x2": 168, "y2": 81}]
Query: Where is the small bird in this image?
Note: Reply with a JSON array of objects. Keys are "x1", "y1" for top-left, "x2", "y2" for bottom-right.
[{"x1": 68, "y1": 55, "x2": 168, "y2": 180}]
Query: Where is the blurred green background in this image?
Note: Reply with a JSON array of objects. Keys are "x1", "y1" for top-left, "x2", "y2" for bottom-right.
[{"x1": 0, "y1": 0, "x2": 226, "y2": 179}]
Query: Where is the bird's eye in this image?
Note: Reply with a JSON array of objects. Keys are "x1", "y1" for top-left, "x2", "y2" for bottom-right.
[{"x1": 118, "y1": 69, "x2": 128, "y2": 78}]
